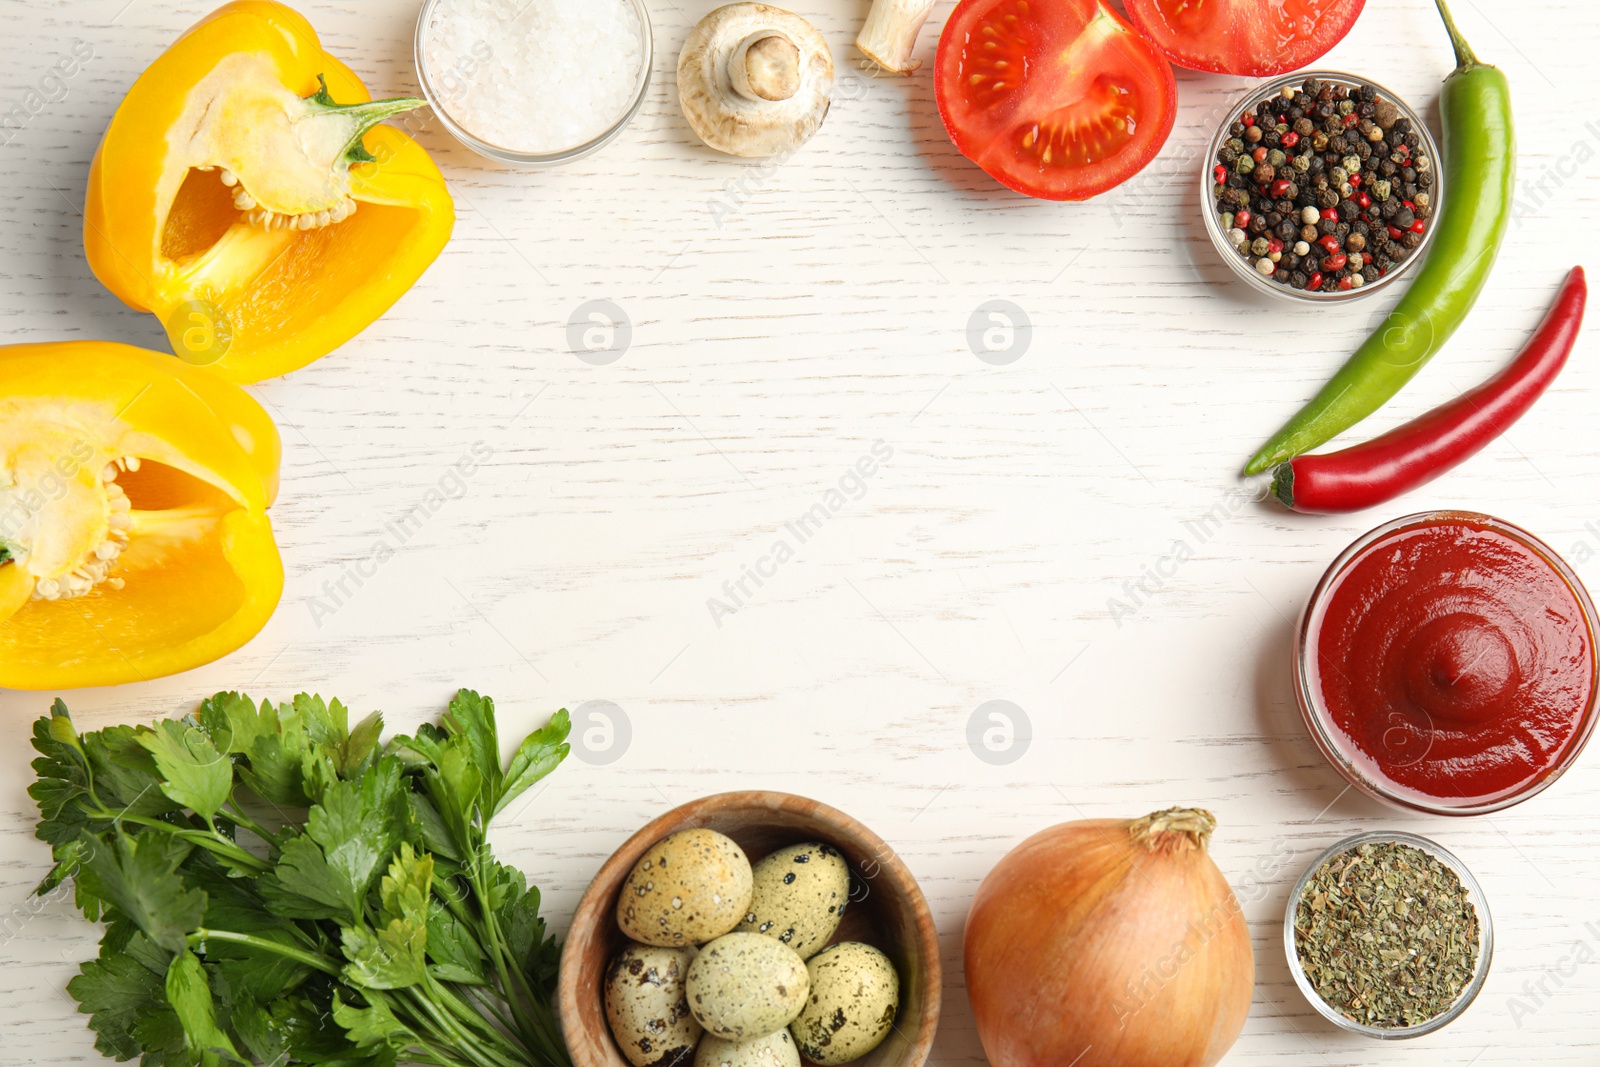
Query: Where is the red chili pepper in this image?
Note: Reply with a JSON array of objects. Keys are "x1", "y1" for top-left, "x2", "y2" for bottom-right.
[{"x1": 1271, "y1": 267, "x2": 1588, "y2": 514}]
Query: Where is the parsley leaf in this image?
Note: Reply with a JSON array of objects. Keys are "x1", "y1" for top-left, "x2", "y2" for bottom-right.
[
  {"x1": 165, "y1": 948, "x2": 245, "y2": 1062},
  {"x1": 136, "y1": 719, "x2": 234, "y2": 820},
  {"x1": 498, "y1": 708, "x2": 571, "y2": 819},
  {"x1": 309, "y1": 758, "x2": 411, "y2": 911},
  {"x1": 333, "y1": 989, "x2": 416, "y2": 1049},
  {"x1": 75, "y1": 831, "x2": 206, "y2": 954},
  {"x1": 87, "y1": 725, "x2": 185, "y2": 820},
  {"x1": 35, "y1": 690, "x2": 573, "y2": 1067},
  {"x1": 66, "y1": 933, "x2": 168, "y2": 1060},
  {"x1": 235, "y1": 696, "x2": 319, "y2": 807},
  {"x1": 379, "y1": 844, "x2": 432, "y2": 927},
  {"x1": 484, "y1": 856, "x2": 558, "y2": 984},
  {"x1": 260, "y1": 758, "x2": 411, "y2": 924},
  {"x1": 261, "y1": 833, "x2": 358, "y2": 923},
  {"x1": 340, "y1": 917, "x2": 427, "y2": 990},
  {"x1": 196, "y1": 691, "x2": 263, "y2": 756},
  {"x1": 425, "y1": 902, "x2": 488, "y2": 985}
]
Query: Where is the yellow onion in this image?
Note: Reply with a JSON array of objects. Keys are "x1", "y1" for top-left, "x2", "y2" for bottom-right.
[{"x1": 964, "y1": 808, "x2": 1254, "y2": 1067}]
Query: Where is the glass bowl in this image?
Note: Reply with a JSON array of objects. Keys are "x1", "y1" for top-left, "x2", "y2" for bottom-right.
[
  {"x1": 413, "y1": 0, "x2": 653, "y2": 167},
  {"x1": 1295, "y1": 511, "x2": 1600, "y2": 816},
  {"x1": 1285, "y1": 831, "x2": 1493, "y2": 1038},
  {"x1": 1200, "y1": 70, "x2": 1444, "y2": 304}
]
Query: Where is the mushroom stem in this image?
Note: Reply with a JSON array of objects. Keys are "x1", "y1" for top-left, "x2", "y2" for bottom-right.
[
  {"x1": 732, "y1": 32, "x2": 801, "y2": 102},
  {"x1": 679, "y1": 3, "x2": 833, "y2": 158},
  {"x1": 857, "y1": 0, "x2": 936, "y2": 74}
]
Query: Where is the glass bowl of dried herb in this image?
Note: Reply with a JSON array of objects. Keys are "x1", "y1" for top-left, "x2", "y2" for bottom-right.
[{"x1": 1284, "y1": 831, "x2": 1493, "y2": 1038}]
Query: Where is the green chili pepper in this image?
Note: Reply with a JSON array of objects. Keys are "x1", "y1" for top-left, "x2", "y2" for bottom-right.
[{"x1": 1243, "y1": 0, "x2": 1515, "y2": 476}]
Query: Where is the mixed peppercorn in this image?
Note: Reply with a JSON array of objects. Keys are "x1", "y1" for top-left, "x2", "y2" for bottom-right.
[{"x1": 1211, "y1": 78, "x2": 1435, "y2": 294}]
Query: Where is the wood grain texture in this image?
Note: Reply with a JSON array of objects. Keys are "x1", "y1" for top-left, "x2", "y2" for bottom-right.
[{"x1": 1, "y1": 0, "x2": 1599, "y2": 1063}]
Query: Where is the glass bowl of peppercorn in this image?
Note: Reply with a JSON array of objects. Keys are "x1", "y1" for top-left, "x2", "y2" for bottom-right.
[
  {"x1": 1284, "y1": 831, "x2": 1493, "y2": 1038},
  {"x1": 1203, "y1": 72, "x2": 1443, "y2": 302}
]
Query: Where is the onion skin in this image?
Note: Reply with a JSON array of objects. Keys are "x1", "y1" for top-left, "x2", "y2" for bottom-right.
[{"x1": 963, "y1": 809, "x2": 1254, "y2": 1067}]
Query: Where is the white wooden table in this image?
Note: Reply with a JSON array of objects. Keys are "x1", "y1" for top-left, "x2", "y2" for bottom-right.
[{"x1": 2, "y1": 0, "x2": 1597, "y2": 1062}]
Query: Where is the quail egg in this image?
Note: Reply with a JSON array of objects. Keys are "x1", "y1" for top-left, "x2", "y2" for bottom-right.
[
  {"x1": 685, "y1": 932, "x2": 809, "y2": 1040},
  {"x1": 619, "y1": 829, "x2": 755, "y2": 947},
  {"x1": 738, "y1": 841, "x2": 851, "y2": 959},
  {"x1": 789, "y1": 942, "x2": 899, "y2": 1065},
  {"x1": 605, "y1": 942, "x2": 703, "y2": 1067},
  {"x1": 694, "y1": 1030, "x2": 801, "y2": 1067}
]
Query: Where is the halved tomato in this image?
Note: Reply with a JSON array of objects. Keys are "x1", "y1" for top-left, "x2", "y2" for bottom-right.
[
  {"x1": 1125, "y1": 0, "x2": 1366, "y2": 77},
  {"x1": 934, "y1": 0, "x2": 1176, "y2": 202}
]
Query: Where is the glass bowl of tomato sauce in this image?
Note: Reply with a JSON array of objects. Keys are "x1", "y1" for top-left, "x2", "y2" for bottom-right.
[
  {"x1": 1200, "y1": 71, "x2": 1443, "y2": 304},
  {"x1": 1295, "y1": 511, "x2": 1600, "y2": 816}
]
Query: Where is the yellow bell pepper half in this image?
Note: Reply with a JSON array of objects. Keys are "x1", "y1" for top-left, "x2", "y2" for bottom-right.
[
  {"x1": 84, "y1": 0, "x2": 455, "y2": 383},
  {"x1": 0, "y1": 342, "x2": 284, "y2": 690}
]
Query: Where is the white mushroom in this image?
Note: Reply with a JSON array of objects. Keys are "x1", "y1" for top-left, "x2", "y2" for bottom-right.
[
  {"x1": 857, "y1": 0, "x2": 936, "y2": 74},
  {"x1": 679, "y1": 4, "x2": 834, "y2": 159}
]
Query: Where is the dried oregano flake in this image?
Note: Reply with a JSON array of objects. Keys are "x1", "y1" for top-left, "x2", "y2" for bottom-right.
[{"x1": 1294, "y1": 840, "x2": 1480, "y2": 1028}]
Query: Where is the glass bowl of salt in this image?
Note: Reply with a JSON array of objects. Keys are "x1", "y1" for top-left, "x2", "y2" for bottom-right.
[{"x1": 415, "y1": 0, "x2": 652, "y2": 167}]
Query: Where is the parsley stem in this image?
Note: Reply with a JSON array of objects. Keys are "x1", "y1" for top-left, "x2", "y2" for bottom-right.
[
  {"x1": 408, "y1": 1041, "x2": 466, "y2": 1067},
  {"x1": 466, "y1": 862, "x2": 548, "y2": 1055},
  {"x1": 504, "y1": 960, "x2": 565, "y2": 1063},
  {"x1": 430, "y1": 976, "x2": 525, "y2": 1050},
  {"x1": 103, "y1": 811, "x2": 272, "y2": 874},
  {"x1": 461, "y1": 984, "x2": 522, "y2": 1042},
  {"x1": 188, "y1": 928, "x2": 340, "y2": 975},
  {"x1": 404, "y1": 988, "x2": 524, "y2": 1067},
  {"x1": 220, "y1": 802, "x2": 280, "y2": 845}
]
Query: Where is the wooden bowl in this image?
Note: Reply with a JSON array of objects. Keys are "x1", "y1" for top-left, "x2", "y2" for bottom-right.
[{"x1": 558, "y1": 791, "x2": 941, "y2": 1067}]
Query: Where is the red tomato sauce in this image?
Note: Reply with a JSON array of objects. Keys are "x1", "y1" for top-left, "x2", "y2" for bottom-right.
[{"x1": 1308, "y1": 515, "x2": 1596, "y2": 807}]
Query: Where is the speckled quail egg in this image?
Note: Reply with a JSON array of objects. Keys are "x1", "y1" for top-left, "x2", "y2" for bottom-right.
[
  {"x1": 619, "y1": 829, "x2": 755, "y2": 947},
  {"x1": 737, "y1": 841, "x2": 851, "y2": 959},
  {"x1": 605, "y1": 942, "x2": 703, "y2": 1067},
  {"x1": 693, "y1": 1029, "x2": 801, "y2": 1067},
  {"x1": 789, "y1": 942, "x2": 900, "y2": 1065},
  {"x1": 685, "y1": 932, "x2": 810, "y2": 1040}
]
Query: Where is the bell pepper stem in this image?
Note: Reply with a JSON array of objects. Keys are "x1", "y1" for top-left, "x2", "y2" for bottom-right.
[
  {"x1": 311, "y1": 74, "x2": 425, "y2": 164},
  {"x1": 1432, "y1": 0, "x2": 1479, "y2": 69}
]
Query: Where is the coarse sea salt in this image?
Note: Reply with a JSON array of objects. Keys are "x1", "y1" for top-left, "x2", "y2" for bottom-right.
[{"x1": 423, "y1": 0, "x2": 644, "y2": 156}]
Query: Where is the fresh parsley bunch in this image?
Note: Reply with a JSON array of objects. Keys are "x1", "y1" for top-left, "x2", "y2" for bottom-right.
[{"x1": 29, "y1": 688, "x2": 574, "y2": 1067}]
